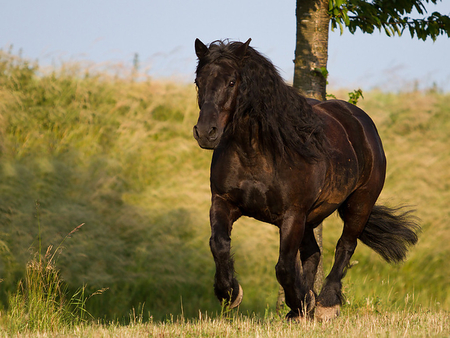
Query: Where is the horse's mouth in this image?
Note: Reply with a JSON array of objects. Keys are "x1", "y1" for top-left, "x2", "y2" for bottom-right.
[
  {"x1": 195, "y1": 137, "x2": 219, "y2": 150},
  {"x1": 193, "y1": 125, "x2": 221, "y2": 149}
]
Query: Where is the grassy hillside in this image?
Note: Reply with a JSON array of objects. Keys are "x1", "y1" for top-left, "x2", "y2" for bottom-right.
[{"x1": 0, "y1": 50, "x2": 449, "y2": 323}]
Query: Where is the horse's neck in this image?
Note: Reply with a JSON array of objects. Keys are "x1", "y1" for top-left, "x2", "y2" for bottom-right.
[{"x1": 228, "y1": 118, "x2": 263, "y2": 160}]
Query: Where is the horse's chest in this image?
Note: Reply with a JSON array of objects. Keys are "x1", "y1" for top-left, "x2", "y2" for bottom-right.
[
  {"x1": 216, "y1": 175, "x2": 285, "y2": 223},
  {"x1": 211, "y1": 153, "x2": 292, "y2": 223},
  {"x1": 239, "y1": 180, "x2": 277, "y2": 209}
]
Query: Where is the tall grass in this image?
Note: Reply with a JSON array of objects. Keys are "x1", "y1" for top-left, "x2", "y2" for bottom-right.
[
  {"x1": 6, "y1": 248, "x2": 75, "y2": 332},
  {"x1": 3, "y1": 222, "x2": 95, "y2": 334},
  {"x1": 0, "y1": 49, "x2": 449, "y2": 326}
]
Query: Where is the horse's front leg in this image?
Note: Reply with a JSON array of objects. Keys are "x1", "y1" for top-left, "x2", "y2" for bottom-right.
[
  {"x1": 299, "y1": 225, "x2": 321, "y2": 317},
  {"x1": 276, "y1": 210, "x2": 307, "y2": 319},
  {"x1": 209, "y1": 195, "x2": 243, "y2": 308}
]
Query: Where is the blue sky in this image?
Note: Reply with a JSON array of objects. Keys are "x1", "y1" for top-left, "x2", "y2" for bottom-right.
[{"x1": 2, "y1": 0, "x2": 449, "y2": 91}]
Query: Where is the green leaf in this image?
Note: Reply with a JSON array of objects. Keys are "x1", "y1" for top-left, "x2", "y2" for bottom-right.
[
  {"x1": 384, "y1": 26, "x2": 392, "y2": 37},
  {"x1": 348, "y1": 89, "x2": 364, "y2": 105},
  {"x1": 339, "y1": 20, "x2": 345, "y2": 34},
  {"x1": 342, "y1": 10, "x2": 350, "y2": 26},
  {"x1": 408, "y1": 24, "x2": 416, "y2": 38}
]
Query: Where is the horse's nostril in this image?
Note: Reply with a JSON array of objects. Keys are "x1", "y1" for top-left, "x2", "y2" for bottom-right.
[
  {"x1": 193, "y1": 125, "x2": 200, "y2": 139},
  {"x1": 209, "y1": 127, "x2": 218, "y2": 139}
]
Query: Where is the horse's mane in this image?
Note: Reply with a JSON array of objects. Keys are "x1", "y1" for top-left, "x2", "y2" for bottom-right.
[{"x1": 199, "y1": 40, "x2": 328, "y2": 162}]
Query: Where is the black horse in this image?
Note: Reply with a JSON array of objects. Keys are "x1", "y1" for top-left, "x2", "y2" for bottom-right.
[{"x1": 193, "y1": 38, "x2": 419, "y2": 320}]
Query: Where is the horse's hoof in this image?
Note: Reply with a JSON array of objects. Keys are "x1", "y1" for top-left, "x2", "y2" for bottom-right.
[
  {"x1": 229, "y1": 284, "x2": 243, "y2": 309},
  {"x1": 315, "y1": 304, "x2": 340, "y2": 321},
  {"x1": 285, "y1": 310, "x2": 306, "y2": 322}
]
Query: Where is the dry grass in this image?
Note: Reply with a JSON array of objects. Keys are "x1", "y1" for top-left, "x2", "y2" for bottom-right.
[{"x1": 2, "y1": 309, "x2": 449, "y2": 337}]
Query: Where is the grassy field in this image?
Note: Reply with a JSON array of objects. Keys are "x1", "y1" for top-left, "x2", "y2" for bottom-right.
[
  {"x1": 0, "y1": 50, "x2": 449, "y2": 335},
  {"x1": 2, "y1": 310, "x2": 450, "y2": 337}
]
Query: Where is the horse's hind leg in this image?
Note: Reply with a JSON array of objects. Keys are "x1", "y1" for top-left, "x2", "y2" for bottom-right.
[
  {"x1": 316, "y1": 192, "x2": 377, "y2": 321},
  {"x1": 276, "y1": 210, "x2": 307, "y2": 319}
]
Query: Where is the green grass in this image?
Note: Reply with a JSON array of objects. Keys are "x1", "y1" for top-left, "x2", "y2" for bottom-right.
[
  {"x1": 6, "y1": 248, "x2": 77, "y2": 333},
  {"x1": 2, "y1": 223, "x2": 93, "y2": 334},
  {"x1": 0, "y1": 49, "x2": 449, "y2": 334}
]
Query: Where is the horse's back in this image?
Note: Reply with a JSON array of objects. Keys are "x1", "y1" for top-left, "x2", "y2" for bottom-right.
[{"x1": 312, "y1": 99, "x2": 386, "y2": 182}]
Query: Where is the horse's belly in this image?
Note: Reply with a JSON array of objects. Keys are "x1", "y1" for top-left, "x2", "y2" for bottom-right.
[
  {"x1": 306, "y1": 201, "x2": 341, "y2": 226},
  {"x1": 306, "y1": 175, "x2": 358, "y2": 225}
]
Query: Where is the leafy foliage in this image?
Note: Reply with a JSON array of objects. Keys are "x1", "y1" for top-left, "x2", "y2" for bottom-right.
[
  {"x1": 347, "y1": 88, "x2": 364, "y2": 105},
  {"x1": 314, "y1": 67, "x2": 364, "y2": 104},
  {"x1": 329, "y1": 0, "x2": 450, "y2": 40}
]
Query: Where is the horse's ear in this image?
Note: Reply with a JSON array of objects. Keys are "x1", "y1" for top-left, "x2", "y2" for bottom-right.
[
  {"x1": 195, "y1": 38, "x2": 209, "y2": 59},
  {"x1": 234, "y1": 38, "x2": 251, "y2": 60}
]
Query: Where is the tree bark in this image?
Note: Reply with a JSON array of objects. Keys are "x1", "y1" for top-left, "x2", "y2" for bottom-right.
[
  {"x1": 277, "y1": 0, "x2": 330, "y2": 315},
  {"x1": 293, "y1": 0, "x2": 330, "y2": 100}
]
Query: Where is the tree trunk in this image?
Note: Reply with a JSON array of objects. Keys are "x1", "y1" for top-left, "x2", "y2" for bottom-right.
[
  {"x1": 276, "y1": 0, "x2": 330, "y2": 315},
  {"x1": 293, "y1": 0, "x2": 330, "y2": 100}
]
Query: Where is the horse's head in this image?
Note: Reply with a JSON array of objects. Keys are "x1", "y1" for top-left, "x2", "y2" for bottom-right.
[{"x1": 193, "y1": 38, "x2": 251, "y2": 149}]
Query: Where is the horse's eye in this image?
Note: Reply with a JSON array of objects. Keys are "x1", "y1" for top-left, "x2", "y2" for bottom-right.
[{"x1": 229, "y1": 80, "x2": 236, "y2": 87}]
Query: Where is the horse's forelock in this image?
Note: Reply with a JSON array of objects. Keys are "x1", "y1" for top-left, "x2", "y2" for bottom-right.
[{"x1": 196, "y1": 40, "x2": 251, "y2": 72}]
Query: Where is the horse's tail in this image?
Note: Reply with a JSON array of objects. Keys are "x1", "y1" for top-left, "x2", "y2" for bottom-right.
[{"x1": 359, "y1": 205, "x2": 420, "y2": 264}]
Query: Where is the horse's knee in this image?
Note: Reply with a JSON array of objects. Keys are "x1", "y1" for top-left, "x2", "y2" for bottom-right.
[
  {"x1": 209, "y1": 235, "x2": 230, "y2": 258},
  {"x1": 275, "y1": 261, "x2": 289, "y2": 284},
  {"x1": 275, "y1": 259, "x2": 298, "y2": 289}
]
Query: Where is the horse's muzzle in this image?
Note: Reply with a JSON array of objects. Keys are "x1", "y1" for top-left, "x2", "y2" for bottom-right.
[{"x1": 193, "y1": 124, "x2": 220, "y2": 149}]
